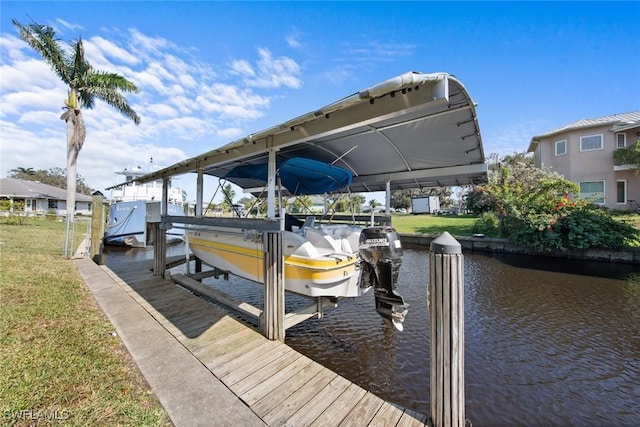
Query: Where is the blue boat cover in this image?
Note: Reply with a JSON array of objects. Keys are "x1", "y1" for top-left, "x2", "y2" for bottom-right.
[{"x1": 225, "y1": 157, "x2": 353, "y2": 195}]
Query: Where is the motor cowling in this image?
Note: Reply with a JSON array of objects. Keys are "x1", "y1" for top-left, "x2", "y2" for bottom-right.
[{"x1": 359, "y1": 226, "x2": 408, "y2": 330}]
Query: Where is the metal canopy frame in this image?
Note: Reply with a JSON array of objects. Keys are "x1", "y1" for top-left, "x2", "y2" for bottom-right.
[{"x1": 121, "y1": 72, "x2": 487, "y2": 194}]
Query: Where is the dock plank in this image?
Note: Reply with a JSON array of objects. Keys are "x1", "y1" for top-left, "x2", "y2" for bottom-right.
[
  {"x1": 239, "y1": 355, "x2": 315, "y2": 406},
  {"x1": 251, "y1": 361, "x2": 326, "y2": 417},
  {"x1": 397, "y1": 409, "x2": 429, "y2": 427},
  {"x1": 367, "y1": 401, "x2": 405, "y2": 426},
  {"x1": 309, "y1": 382, "x2": 368, "y2": 426},
  {"x1": 282, "y1": 375, "x2": 352, "y2": 427},
  {"x1": 338, "y1": 391, "x2": 385, "y2": 426},
  {"x1": 220, "y1": 345, "x2": 295, "y2": 385},
  {"x1": 260, "y1": 368, "x2": 337, "y2": 425},
  {"x1": 205, "y1": 339, "x2": 279, "y2": 375},
  {"x1": 190, "y1": 327, "x2": 262, "y2": 359},
  {"x1": 100, "y1": 258, "x2": 429, "y2": 426},
  {"x1": 229, "y1": 350, "x2": 303, "y2": 395}
]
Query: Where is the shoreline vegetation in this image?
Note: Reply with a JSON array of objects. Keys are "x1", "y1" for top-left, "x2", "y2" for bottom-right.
[
  {"x1": 1, "y1": 213, "x2": 638, "y2": 424},
  {"x1": 0, "y1": 219, "x2": 170, "y2": 426}
]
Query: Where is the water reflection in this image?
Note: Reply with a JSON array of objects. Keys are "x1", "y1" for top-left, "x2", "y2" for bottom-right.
[{"x1": 104, "y1": 244, "x2": 640, "y2": 426}]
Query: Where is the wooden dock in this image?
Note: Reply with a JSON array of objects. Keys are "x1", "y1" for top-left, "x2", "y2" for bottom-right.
[{"x1": 104, "y1": 258, "x2": 429, "y2": 426}]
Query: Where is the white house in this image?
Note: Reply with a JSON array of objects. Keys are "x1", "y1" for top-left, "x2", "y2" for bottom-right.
[{"x1": 0, "y1": 178, "x2": 93, "y2": 216}]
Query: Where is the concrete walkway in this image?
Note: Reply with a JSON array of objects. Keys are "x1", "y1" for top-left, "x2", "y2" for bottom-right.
[{"x1": 74, "y1": 258, "x2": 266, "y2": 427}]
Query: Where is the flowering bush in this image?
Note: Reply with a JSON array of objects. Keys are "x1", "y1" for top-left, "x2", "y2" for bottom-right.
[{"x1": 466, "y1": 159, "x2": 639, "y2": 251}]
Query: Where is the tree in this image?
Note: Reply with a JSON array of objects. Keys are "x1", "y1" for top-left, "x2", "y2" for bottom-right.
[
  {"x1": 13, "y1": 19, "x2": 140, "y2": 223},
  {"x1": 292, "y1": 195, "x2": 313, "y2": 214},
  {"x1": 221, "y1": 184, "x2": 236, "y2": 211},
  {"x1": 466, "y1": 155, "x2": 639, "y2": 251},
  {"x1": 348, "y1": 194, "x2": 366, "y2": 213},
  {"x1": 9, "y1": 167, "x2": 35, "y2": 176}
]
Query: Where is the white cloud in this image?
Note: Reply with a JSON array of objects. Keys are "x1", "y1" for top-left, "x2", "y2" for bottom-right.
[
  {"x1": 89, "y1": 36, "x2": 139, "y2": 65},
  {"x1": 55, "y1": 18, "x2": 83, "y2": 32},
  {"x1": 286, "y1": 33, "x2": 304, "y2": 49},
  {"x1": 196, "y1": 83, "x2": 269, "y2": 120},
  {"x1": 0, "y1": 34, "x2": 32, "y2": 62},
  {"x1": 0, "y1": 25, "x2": 305, "y2": 194},
  {"x1": 129, "y1": 28, "x2": 175, "y2": 54},
  {"x1": 231, "y1": 48, "x2": 301, "y2": 89},
  {"x1": 252, "y1": 48, "x2": 301, "y2": 89},
  {"x1": 231, "y1": 59, "x2": 255, "y2": 77},
  {"x1": 147, "y1": 103, "x2": 178, "y2": 118}
]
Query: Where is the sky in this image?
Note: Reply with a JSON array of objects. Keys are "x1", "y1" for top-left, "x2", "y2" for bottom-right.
[{"x1": 1, "y1": 1, "x2": 639, "y2": 204}]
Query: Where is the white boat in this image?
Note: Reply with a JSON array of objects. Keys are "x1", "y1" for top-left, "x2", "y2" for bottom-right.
[
  {"x1": 105, "y1": 162, "x2": 185, "y2": 247},
  {"x1": 186, "y1": 156, "x2": 409, "y2": 328},
  {"x1": 124, "y1": 72, "x2": 488, "y2": 329}
]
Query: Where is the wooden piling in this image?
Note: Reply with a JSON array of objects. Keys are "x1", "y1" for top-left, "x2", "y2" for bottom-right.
[
  {"x1": 152, "y1": 222, "x2": 167, "y2": 277},
  {"x1": 263, "y1": 231, "x2": 284, "y2": 341},
  {"x1": 429, "y1": 232, "x2": 465, "y2": 427},
  {"x1": 89, "y1": 192, "x2": 105, "y2": 263}
]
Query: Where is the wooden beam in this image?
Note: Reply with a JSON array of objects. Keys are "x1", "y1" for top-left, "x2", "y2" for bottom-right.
[{"x1": 173, "y1": 274, "x2": 262, "y2": 322}]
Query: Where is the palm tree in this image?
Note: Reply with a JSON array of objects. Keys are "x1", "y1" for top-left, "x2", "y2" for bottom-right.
[
  {"x1": 12, "y1": 19, "x2": 140, "y2": 227},
  {"x1": 9, "y1": 167, "x2": 36, "y2": 176}
]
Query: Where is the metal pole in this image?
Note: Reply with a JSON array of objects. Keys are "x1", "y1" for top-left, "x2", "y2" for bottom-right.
[
  {"x1": 63, "y1": 214, "x2": 71, "y2": 258},
  {"x1": 429, "y1": 232, "x2": 465, "y2": 427}
]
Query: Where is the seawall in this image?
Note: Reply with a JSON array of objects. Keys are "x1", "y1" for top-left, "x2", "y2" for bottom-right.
[{"x1": 399, "y1": 233, "x2": 640, "y2": 265}]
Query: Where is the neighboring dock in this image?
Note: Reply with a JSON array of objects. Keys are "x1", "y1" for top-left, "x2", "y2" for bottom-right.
[{"x1": 76, "y1": 257, "x2": 429, "y2": 426}]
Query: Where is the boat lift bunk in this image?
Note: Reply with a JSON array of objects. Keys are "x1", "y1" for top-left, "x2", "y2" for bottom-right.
[{"x1": 123, "y1": 71, "x2": 487, "y2": 338}]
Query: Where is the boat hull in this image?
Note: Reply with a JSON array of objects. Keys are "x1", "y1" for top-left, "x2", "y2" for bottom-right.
[
  {"x1": 105, "y1": 201, "x2": 184, "y2": 247},
  {"x1": 188, "y1": 226, "x2": 367, "y2": 299}
]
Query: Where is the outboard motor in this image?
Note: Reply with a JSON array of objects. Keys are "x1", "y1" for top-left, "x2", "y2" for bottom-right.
[{"x1": 359, "y1": 226, "x2": 409, "y2": 331}]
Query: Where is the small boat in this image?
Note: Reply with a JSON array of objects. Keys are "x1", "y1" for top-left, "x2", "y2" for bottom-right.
[
  {"x1": 105, "y1": 162, "x2": 185, "y2": 247},
  {"x1": 187, "y1": 157, "x2": 409, "y2": 329}
]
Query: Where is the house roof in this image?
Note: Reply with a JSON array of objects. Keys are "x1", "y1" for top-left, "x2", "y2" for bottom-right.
[
  {"x1": 0, "y1": 178, "x2": 93, "y2": 202},
  {"x1": 528, "y1": 111, "x2": 640, "y2": 152},
  {"x1": 121, "y1": 71, "x2": 487, "y2": 195}
]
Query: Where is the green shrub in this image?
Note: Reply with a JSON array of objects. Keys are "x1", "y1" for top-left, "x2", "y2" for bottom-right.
[
  {"x1": 0, "y1": 200, "x2": 26, "y2": 225},
  {"x1": 511, "y1": 204, "x2": 639, "y2": 251},
  {"x1": 472, "y1": 212, "x2": 502, "y2": 236}
]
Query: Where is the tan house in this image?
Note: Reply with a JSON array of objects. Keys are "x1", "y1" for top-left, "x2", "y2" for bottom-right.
[{"x1": 528, "y1": 112, "x2": 640, "y2": 211}]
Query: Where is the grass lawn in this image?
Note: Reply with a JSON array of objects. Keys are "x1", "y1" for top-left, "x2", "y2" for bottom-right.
[
  {"x1": 390, "y1": 213, "x2": 487, "y2": 237},
  {"x1": 0, "y1": 218, "x2": 170, "y2": 426},
  {"x1": 389, "y1": 212, "x2": 640, "y2": 242}
]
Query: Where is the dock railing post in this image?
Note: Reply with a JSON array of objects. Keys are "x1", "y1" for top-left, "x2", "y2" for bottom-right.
[
  {"x1": 429, "y1": 232, "x2": 465, "y2": 427},
  {"x1": 152, "y1": 222, "x2": 167, "y2": 277},
  {"x1": 89, "y1": 192, "x2": 105, "y2": 263},
  {"x1": 263, "y1": 230, "x2": 284, "y2": 341}
]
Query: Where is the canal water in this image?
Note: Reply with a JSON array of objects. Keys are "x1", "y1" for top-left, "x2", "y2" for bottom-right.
[{"x1": 104, "y1": 244, "x2": 640, "y2": 426}]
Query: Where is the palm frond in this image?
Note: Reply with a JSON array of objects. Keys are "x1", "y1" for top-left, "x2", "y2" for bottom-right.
[
  {"x1": 80, "y1": 72, "x2": 141, "y2": 124},
  {"x1": 84, "y1": 86, "x2": 139, "y2": 124},
  {"x1": 69, "y1": 39, "x2": 93, "y2": 105},
  {"x1": 12, "y1": 19, "x2": 71, "y2": 85},
  {"x1": 15, "y1": 18, "x2": 141, "y2": 126},
  {"x1": 90, "y1": 71, "x2": 140, "y2": 94}
]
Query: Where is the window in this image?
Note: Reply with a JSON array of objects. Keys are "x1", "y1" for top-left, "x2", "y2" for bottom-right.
[
  {"x1": 580, "y1": 134, "x2": 603, "y2": 151},
  {"x1": 579, "y1": 181, "x2": 605, "y2": 204},
  {"x1": 48, "y1": 200, "x2": 58, "y2": 209},
  {"x1": 616, "y1": 133, "x2": 626, "y2": 148},
  {"x1": 555, "y1": 140, "x2": 567, "y2": 156},
  {"x1": 617, "y1": 181, "x2": 626, "y2": 204}
]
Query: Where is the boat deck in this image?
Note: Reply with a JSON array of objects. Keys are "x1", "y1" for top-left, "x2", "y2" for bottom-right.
[{"x1": 103, "y1": 257, "x2": 429, "y2": 426}]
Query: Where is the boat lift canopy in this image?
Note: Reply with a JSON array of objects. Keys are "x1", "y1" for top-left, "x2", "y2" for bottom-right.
[{"x1": 126, "y1": 71, "x2": 487, "y2": 194}]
